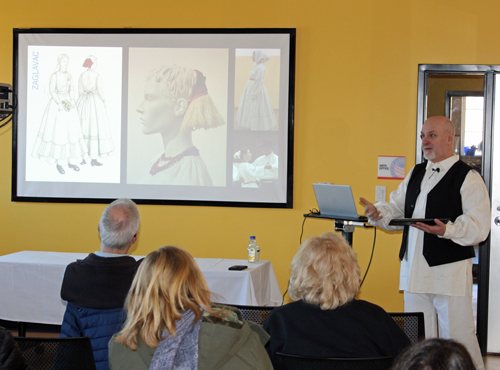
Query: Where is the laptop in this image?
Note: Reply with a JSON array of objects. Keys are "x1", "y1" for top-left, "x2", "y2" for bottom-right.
[{"x1": 312, "y1": 183, "x2": 368, "y2": 221}]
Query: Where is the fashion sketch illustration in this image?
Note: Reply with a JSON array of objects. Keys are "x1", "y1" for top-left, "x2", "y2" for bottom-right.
[
  {"x1": 136, "y1": 64, "x2": 225, "y2": 186},
  {"x1": 31, "y1": 54, "x2": 89, "y2": 174},
  {"x1": 236, "y1": 50, "x2": 277, "y2": 131},
  {"x1": 76, "y1": 55, "x2": 115, "y2": 166}
]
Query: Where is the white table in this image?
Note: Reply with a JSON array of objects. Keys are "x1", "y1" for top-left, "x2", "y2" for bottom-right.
[{"x1": 0, "y1": 251, "x2": 282, "y2": 327}]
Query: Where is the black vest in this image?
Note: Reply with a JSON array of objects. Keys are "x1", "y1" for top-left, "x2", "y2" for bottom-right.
[{"x1": 399, "y1": 160, "x2": 475, "y2": 267}]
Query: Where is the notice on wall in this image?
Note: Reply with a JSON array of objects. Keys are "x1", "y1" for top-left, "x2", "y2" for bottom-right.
[{"x1": 378, "y1": 156, "x2": 405, "y2": 179}]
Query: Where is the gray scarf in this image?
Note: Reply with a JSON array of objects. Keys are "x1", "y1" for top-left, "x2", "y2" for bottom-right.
[{"x1": 149, "y1": 309, "x2": 202, "y2": 370}]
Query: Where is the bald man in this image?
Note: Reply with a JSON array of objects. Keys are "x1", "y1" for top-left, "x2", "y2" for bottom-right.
[{"x1": 360, "y1": 116, "x2": 490, "y2": 370}]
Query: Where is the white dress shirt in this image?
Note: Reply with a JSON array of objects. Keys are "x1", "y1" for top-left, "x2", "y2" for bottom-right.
[
  {"x1": 252, "y1": 153, "x2": 279, "y2": 180},
  {"x1": 371, "y1": 155, "x2": 490, "y2": 296}
]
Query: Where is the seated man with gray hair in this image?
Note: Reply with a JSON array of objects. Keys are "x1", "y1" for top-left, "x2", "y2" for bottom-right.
[{"x1": 60, "y1": 198, "x2": 142, "y2": 370}]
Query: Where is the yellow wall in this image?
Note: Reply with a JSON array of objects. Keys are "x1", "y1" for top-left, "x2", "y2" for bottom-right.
[{"x1": 3, "y1": 0, "x2": 500, "y2": 312}]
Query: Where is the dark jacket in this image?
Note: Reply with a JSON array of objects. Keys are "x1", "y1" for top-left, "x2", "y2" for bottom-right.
[
  {"x1": 61, "y1": 302, "x2": 126, "y2": 370},
  {"x1": 0, "y1": 327, "x2": 28, "y2": 370},
  {"x1": 60, "y1": 254, "x2": 142, "y2": 370},
  {"x1": 263, "y1": 299, "x2": 411, "y2": 368}
]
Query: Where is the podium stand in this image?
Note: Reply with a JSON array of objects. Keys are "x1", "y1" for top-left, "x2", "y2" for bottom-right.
[{"x1": 304, "y1": 214, "x2": 368, "y2": 245}]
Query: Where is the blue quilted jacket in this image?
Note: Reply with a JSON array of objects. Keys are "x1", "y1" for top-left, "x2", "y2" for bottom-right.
[{"x1": 60, "y1": 302, "x2": 126, "y2": 370}]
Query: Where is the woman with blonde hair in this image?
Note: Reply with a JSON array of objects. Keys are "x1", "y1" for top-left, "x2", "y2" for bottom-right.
[
  {"x1": 109, "y1": 246, "x2": 272, "y2": 370},
  {"x1": 263, "y1": 232, "x2": 411, "y2": 368}
]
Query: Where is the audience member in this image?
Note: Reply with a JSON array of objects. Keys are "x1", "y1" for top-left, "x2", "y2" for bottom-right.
[
  {"x1": 109, "y1": 246, "x2": 273, "y2": 370},
  {"x1": 0, "y1": 327, "x2": 28, "y2": 370},
  {"x1": 263, "y1": 232, "x2": 411, "y2": 368},
  {"x1": 60, "y1": 198, "x2": 142, "y2": 370},
  {"x1": 391, "y1": 338, "x2": 476, "y2": 370}
]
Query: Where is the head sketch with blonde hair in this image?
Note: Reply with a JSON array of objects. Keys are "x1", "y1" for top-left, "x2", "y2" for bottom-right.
[
  {"x1": 289, "y1": 232, "x2": 360, "y2": 310},
  {"x1": 114, "y1": 246, "x2": 225, "y2": 350},
  {"x1": 145, "y1": 64, "x2": 225, "y2": 131}
]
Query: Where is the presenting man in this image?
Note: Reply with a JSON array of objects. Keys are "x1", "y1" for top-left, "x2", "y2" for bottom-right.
[
  {"x1": 360, "y1": 116, "x2": 490, "y2": 370},
  {"x1": 60, "y1": 198, "x2": 142, "y2": 370}
]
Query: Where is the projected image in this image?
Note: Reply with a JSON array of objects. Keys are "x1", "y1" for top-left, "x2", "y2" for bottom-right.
[
  {"x1": 14, "y1": 29, "x2": 294, "y2": 206},
  {"x1": 127, "y1": 48, "x2": 228, "y2": 186},
  {"x1": 235, "y1": 49, "x2": 280, "y2": 131},
  {"x1": 26, "y1": 46, "x2": 122, "y2": 183},
  {"x1": 232, "y1": 133, "x2": 280, "y2": 199}
]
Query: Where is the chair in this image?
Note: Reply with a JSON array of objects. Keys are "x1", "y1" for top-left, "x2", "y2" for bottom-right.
[
  {"x1": 276, "y1": 352, "x2": 394, "y2": 370},
  {"x1": 388, "y1": 312, "x2": 425, "y2": 344},
  {"x1": 229, "y1": 304, "x2": 276, "y2": 325},
  {"x1": 13, "y1": 336, "x2": 96, "y2": 370}
]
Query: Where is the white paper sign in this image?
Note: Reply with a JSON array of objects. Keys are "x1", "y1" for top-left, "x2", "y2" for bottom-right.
[{"x1": 378, "y1": 156, "x2": 405, "y2": 179}]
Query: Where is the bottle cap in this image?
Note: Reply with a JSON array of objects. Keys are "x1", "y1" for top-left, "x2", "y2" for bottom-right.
[{"x1": 250, "y1": 236, "x2": 256, "y2": 239}]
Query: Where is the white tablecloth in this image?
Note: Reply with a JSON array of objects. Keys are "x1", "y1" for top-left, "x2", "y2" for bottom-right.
[{"x1": 0, "y1": 251, "x2": 282, "y2": 325}]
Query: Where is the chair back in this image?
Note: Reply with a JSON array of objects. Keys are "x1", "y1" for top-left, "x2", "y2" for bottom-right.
[
  {"x1": 276, "y1": 353, "x2": 394, "y2": 370},
  {"x1": 229, "y1": 304, "x2": 276, "y2": 325},
  {"x1": 13, "y1": 336, "x2": 96, "y2": 370},
  {"x1": 388, "y1": 312, "x2": 425, "y2": 344}
]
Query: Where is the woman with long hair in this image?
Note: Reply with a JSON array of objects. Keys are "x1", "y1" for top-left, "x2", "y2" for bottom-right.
[{"x1": 109, "y1": 246, "x2": 272, "y2": 370}]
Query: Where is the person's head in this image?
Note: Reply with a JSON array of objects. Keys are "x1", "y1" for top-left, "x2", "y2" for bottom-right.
[
  {"x1": 83, "y1": 55, "x2": 97, "y2": 69},
  {"x1": 57, "y1": 54, "x2": 69, "y2": 71},
  {"x1": 258, "y1": 139, "x2": 274, "y2": 156},
  {"x1": 391, "y1": 338, "x2": 476, "y2": 370},
  {"x1": 98, "y1": 198, "x2": 140, "y2": 252},
  {"x1": 240, "y1": 148, "x2": 252, "y2": 162},
  {"x1": 421, "y1": 116, "x2": 455, "y2": 163},
  {"x1": 289, "y1": 232, "x2": 360, "y2": 310},
  {"x1": 137, "y1": 64, "x2": 224, "y2": 135},
  {"x1": 252, "y1": 50, "x2": 270, "y2": 64},
  {"x1": 115, "y1": 246, "x2": 219, "y2": 350},
  {"x1": 233, "y1": 148, "x2": 251, "y2": 163}
]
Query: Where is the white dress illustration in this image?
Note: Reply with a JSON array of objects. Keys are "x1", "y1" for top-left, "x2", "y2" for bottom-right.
[
  {"x1": 76, "y1": 56, "x2": 114, "y2": 166},
  {"x1": 32, "y1": 54, "x2": 88, "y2": 174},
  {"x1": 237, "y1": 50, "x2": 277, "y2": 131}
]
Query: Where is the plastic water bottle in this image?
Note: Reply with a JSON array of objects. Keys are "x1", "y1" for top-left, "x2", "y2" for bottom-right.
[{"x1": 248, "y1": 236, "x2": 257, "y2": 263}]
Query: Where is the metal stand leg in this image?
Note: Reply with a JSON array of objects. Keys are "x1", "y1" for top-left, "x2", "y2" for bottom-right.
[
  {"x1": 18, "y1": 322, "x2": 26, "y2": 337},
  {"x1": 335, "y1": 221, "x2": 355, "y2": 246}
]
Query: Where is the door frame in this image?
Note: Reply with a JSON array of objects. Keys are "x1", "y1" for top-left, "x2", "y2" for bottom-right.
[{"x1": 417, "y1": 64, "x2": 498, "y2": 354}]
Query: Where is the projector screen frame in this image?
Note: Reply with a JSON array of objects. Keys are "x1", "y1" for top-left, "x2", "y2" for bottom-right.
[{"x1": 12, "y1": 28, "x2": 295, "y2": 208}]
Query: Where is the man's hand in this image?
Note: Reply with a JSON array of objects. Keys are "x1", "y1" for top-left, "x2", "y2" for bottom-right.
[
  {"x1": 359, "y1": 197, "x2": 382, "y2": 221},
  {"x1": 411, "y1": 219, "x2": 447, "y2": 236}
]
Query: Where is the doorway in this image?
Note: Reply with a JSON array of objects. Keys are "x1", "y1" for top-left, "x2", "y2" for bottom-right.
[{"x1": 417, "y1": 65, "x2": 497, "y2": 354}]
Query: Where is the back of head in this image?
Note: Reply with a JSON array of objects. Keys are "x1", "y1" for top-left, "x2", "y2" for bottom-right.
[
  {"x1": 115, "y1": 246, "x2": 214, "y2": 349},
  {"x1": 99, "y1": 198, "x2": 140, "y2": 251},
  {"x1": 392, "y1": 339, "x2": 476, "y2": 370},
  {"x1": 289, "y1": 232, "x2": 360, "y2": 310}
]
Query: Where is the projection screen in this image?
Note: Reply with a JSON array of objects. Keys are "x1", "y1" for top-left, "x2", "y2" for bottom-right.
[{"x1": 12, "y1": 28, "x2": 295, "y2": 208}]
